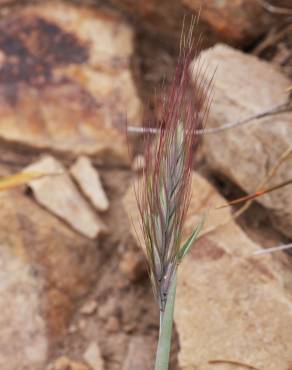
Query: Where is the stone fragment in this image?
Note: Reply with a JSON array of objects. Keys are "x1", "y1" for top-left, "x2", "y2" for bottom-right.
[
  {"x1": 124, "y1": 172, "x2": 292, "y2": 370},
  {"x1": 49, "y1": 356, "x2": 90, "y2": 370},
  {"x1": 80, "y1": 300, "x2": 98, "y2": 316},
  {"x1": 183, "y1": 0, "x2": 277, "y2": 46},
  {"x1": 83, "y1": 342, "x2": 104, "y2": 370},
  {"x1": 25, "y1": 155, "x2": 107, "y2": 239},
  {"x1": 195, "y1": 44, "x2": 292, "y2": 239},
  {"x1": 0, "y1": 2, "x2": 141, "y2": 164},
  {"x1": 70, "y1": 156, "x2": 109, "y2": 212}
]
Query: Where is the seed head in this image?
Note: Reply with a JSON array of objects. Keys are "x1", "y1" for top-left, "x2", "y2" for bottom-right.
[{"x1": 137, "y1": 19, "x2": 212, "y2": 311}]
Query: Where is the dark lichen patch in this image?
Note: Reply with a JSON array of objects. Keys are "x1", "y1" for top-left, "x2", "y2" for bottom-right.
[{"x1": 0, "y1": 14, "x2": 89, "y2": 103}]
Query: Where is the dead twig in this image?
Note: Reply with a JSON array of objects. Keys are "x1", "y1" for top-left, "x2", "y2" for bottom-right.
[
  {"x1": 198, "y1": 146, "x2": 292, "y2": 238},
  {"x1": 209, "y1": 359, "x2": 263, "y2": 370},
  {"x1": 253, "y1": 23, "x2": 292, "y2": 56},
  {"x1": 128, "y1": 100, "x2": 292, "y2": 136},
  {"x1": 256, "y1": 0, "x2": 292, "y2": 16}
]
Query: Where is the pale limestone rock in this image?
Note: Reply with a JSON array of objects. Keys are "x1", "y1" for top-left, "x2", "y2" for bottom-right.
[
  {"x1": 25, "y1": 155, "x2": 107, "y2": 239},
  {"x1": 70, "y1": 156, "x2": 109, "y2": 212},
  {"x1": 124, "y1": 172, "x2": 292, "y2": 370},
  {"x1": 83, "y1": 342, "x2": 104, "y2": 370},
  {"x1": 0, "y1": 2, "x2": 141, "y2": 164},
  {"x1": 195, "y1": 44, "x2": 292, "y2": 239}
]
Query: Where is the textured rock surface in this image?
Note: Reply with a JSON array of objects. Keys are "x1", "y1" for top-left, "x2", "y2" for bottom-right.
[
  {"x1": 196, "y1": 44, "x2": 292, "y2": 239},
  {"x1": 124, "y1": 172, "x2": 292, "y2": 370},
  {"x1": 183, "y1": 0, "x2": 277, "y2": 46},
  {"x1": 0, "y1": 246, "x2": 47, "y2": 370},
  {"x1": 0, "y1": 185, "x2": 100, "y2": 343},
  {"x1": 70, "y1": 156, "x2": 109, "y2": 212},
  {"x1": 0, "y1": 2, "x2": 141, "y2": 164},
  {"x1": 25, "y1": 156, "x2": 107, "y2": 239}
]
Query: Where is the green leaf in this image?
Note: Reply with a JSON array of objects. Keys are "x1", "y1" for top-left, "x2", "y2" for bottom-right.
[{"x1": 178, "y1": 212, "x2": 207, "y2": 261}]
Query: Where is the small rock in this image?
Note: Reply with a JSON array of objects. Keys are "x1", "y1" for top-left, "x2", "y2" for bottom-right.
[
  {"x1": 49, "y1": 356, "x2": 89, "y2": 370},
  {"x1": 83, "y1": 342, "x2": 104, "y2": 370},
  {"x1": 70, "y1": 156, "x2": 109, "y2": 212},
  {"x1": 25, "y1": 155, "x2": 107, "y2": 239},
  {"x1": 80, "y1": 300, "x2": 97, "y2": 316},
  {"x1": 105, "y1": 316, "x2": 120, "y2": 333},
  {"x1": 122, "y1": 336, "x2": 154, "y2": 370},
  {"x1": 119, "y1": 250, "x2": 147, "y2": 282}
]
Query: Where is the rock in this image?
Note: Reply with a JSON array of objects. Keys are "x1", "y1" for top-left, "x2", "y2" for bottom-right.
[
  {"x1": 70, "y1": 156, "x2": 109, "y2": 212},
  {"x1": 49, "y1": 356, "x2": 90, "y2": 370},
  {"x1": 122, "y1": 336, "x2": 154, "y2": 370},
  {"x1": 0, "y1": 182, "x2": 101, "y2": 368},
  {"x1": 25, "y1": 155, "x2": 107, "y2": 239},
  {"x1": 124, "y1": 172, "x2": 292, "y2": 370},
  {"x1": 183, "y1": 0, "x2": 277, "y2": 46},
  {"x1": 195, "y1": 44, "x2": 292, "y2": 239},
  {"x1": 80, "y1": 300, "x2": 98, "y2": 316},
  {"x1": 0, "y1": 247, "x2": 47, "y2": 370},
  {"x1": 0, "y1": 2, "x2": 141, "y2": 165},
  {"x1": 83, "y1": 342, "x2": 104, "y2": 370}
]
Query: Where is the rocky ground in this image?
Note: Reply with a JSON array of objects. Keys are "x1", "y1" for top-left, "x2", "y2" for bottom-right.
[{"x1": 0, "y1": 1, "x2": 291, "y2": 370}]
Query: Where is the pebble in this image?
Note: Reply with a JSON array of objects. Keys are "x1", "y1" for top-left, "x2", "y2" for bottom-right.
[{"x1": 80, "y1": 300, "x2": 97, "y2": 315}]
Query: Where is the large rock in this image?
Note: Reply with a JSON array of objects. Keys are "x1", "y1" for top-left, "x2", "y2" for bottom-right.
[
  {"x1": 0, "y1": 2, "x2": 141, "y2": 164},
  {"x1": 195, "y1": 44, "x2": 292, "y2": 239},
  {"x1": 183, "y1": 0, "x2": 277, "y2": 46},
  {"x1": 0, "y1": 184, "x2": 101, "y2": 369},
  {"x1": 124, "y1": 172, "x2": 292, "y2": 370}
]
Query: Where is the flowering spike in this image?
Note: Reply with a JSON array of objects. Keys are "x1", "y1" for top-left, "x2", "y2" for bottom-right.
[{"x1": 137, "y1": 18, "x2": 212, "y2": 312}]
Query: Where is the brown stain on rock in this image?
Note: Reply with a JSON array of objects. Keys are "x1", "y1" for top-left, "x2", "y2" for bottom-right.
[
  {"x1": 0, "y1": 14, "x2": 89, "y2": 104},
  {"x1": 190, "y1": 237, "x2": 226, "y2": 261}
]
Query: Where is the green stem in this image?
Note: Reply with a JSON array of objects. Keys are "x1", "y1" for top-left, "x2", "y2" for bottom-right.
[{"x1": 155, "y1": 273, "x2": 177, "y2": 370}]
